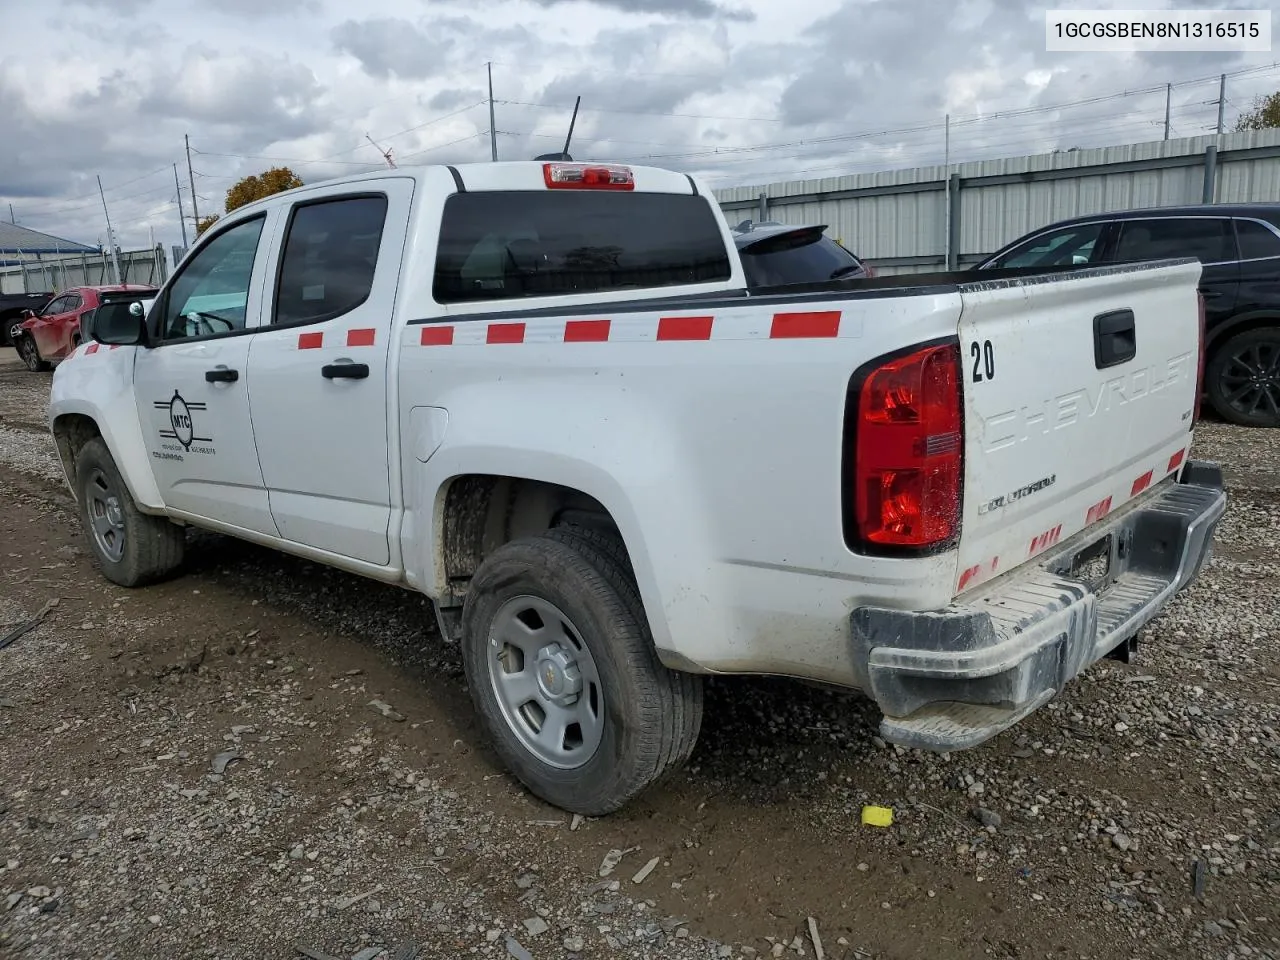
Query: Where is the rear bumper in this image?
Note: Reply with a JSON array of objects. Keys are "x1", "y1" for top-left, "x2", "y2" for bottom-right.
[{"x1": 850, "y1": 460, "x2": 1226, "y2": 752}]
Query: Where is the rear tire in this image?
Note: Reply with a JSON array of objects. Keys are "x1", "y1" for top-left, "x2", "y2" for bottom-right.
[
  {"x1": 17, "y1": 335, "x2": 50, "y2": 372},
  {"x1": 1206, "y1": 328, "x2": 1280, "y2": 427},
  {"x1": 75, "y1": 437, "x2": 185, "y2": 587},
  {"x1": 460, "y1": 525, "x2": 703, "y2": 815}
]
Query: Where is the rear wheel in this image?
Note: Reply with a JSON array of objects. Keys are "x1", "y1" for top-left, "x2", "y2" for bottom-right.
[
  {"x1": 1206, "y1": 328, "x2": 1280, "y2": 427},
  {"x1": 17, "y1": 335, "x2": 50, "y2": 372},
  {"x1": 459, "y1": 525, "x2": 703, "y2": 815},
  {"x1": 75, "y1": 437, "x2": 185, "y2": 586}
]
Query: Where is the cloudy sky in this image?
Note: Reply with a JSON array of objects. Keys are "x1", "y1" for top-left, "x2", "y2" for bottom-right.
[{"x1": 1, "y1": 0, "x2": 1277, "y2": 254}]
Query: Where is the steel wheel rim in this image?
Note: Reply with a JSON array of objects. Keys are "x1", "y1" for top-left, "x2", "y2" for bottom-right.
[
  {"x1": 86, "y1": 467, "x2": 126, "y2": 563},
  {"x1": 1220, "y1": 339, "x2": 1280, "y2": 420},
  {"x1": 486, "y1": 595, "x2": 605, "y2": 770}
]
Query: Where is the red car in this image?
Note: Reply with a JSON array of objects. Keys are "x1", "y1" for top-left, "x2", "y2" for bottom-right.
[{"x1": 15, "y1": 285, "x2": 156, "y2": 371}]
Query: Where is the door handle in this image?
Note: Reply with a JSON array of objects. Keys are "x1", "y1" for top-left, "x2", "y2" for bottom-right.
[
  {"x1": 321, "y1": 360, "x2": 370, "y2": 380},
  {"x1": 205, "y1": 366, "x2": 239, "y2": 383},
  {"x1": 1093, "y1": 309, "x2": 1137, "y2": 369}
]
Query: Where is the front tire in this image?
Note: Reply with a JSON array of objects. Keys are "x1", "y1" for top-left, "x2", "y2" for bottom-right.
[
  {"x1": 460, "y1": 526, "x2": 703, "y2": 815},
  {"x1": 1206, "y1": 328, "x2": 1280, "y2": 427},
  {"x1": 17, "y1": 335, "x2": 50, "y2": 372},
  {"x1": 5, "y1": 319, "x2": 23, "y2": 347},
  {"x1": 75, "y1": 438, "x2": 185, "y2": 587}
]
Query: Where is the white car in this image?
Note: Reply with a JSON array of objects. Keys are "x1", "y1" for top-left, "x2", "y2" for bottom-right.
[{"x1": 47, "y1": 160, "x2": 1225, "y2": 814}]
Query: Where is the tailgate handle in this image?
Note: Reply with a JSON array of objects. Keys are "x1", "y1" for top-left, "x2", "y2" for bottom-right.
[{"x1": 1093, "y1": 309, "x2": 1136, "y2": 369}]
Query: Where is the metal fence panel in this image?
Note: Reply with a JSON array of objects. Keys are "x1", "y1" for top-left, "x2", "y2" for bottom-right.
[
  {"x1": 713, "y1": 128, "x2": 1280, "y2": 275},
  {"x1": 0, "y1": 247, "x2": 168, "y2": 294}
]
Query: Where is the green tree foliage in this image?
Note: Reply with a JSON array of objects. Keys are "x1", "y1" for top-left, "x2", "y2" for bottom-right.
[
  {"x1": 224, "y1": 167, "x2": 304, "y2": 213},
  {"x1": 1234, "y1": 91, "x2": 1280, "y2": 132}
]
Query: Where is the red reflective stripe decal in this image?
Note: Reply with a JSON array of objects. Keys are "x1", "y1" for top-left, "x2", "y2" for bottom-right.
[
  {"x1": 347, "y1": 328, "x2": 376, "y2": 347},
  {"x1": 1130, "y1": 470, "x2": 1154, "y2": 497},
  {"x1": 1085, "y1": 496, "x2": 1113, "y2": 525},
  {"x1": 769, "y1": 311, "x2": 841, "y2": 339},
  {"x1": 957, "y1": 557, "x2": 999, "y2": 592},
  {"x1": 1029, "y1": 524, "x2": 1063, "y2": 556},
  {"x1": 85, "y1": 343, "x2": 99, "y2": 355},
  {"x1": 298, "y1": 332, "x2": 323, "y2": 349},
  {"x1": 1167, "y1": 449, "x2": 1185, "y2": 474},
  {"x1": 420, "y1": 326, "x2": 454, "y2": 346},
  {"x1": 487, "y1": 322, "x2": 525, "y2": 344},
  {"x1": 656, "y1": 315, "x2": 714, "y2": 341},
  {"x1": 564, "y1": 319, "x2": 611, "y2": 342}
]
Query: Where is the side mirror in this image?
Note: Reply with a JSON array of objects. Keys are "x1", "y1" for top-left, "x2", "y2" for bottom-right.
[{"x1": 92, "y1": 301, "x2": 147, "y2": 346}]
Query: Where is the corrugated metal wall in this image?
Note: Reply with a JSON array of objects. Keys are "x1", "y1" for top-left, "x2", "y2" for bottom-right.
[
  {"x1": 0, "y1": 248, "x2": 168, "y2": 295},
  {"x1": 714, "y1": 129, "x2": 1280, "y2": 275}
]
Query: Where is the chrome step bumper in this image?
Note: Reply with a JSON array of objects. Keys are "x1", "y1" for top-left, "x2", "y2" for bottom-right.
[{"x1": 850, "y1": 460, "x2": 1226, "y2": 752}]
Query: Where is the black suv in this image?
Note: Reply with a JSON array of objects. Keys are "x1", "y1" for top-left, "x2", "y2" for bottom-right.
[{"x1": 979, "y1": 204, "x2": 1280, "y2": 427}]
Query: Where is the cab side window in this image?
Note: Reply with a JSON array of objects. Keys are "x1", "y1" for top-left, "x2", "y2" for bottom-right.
[
  {"x1": 273, "y1": 196, "x2": 388, "y2": 326},
  {"x1": 990, "y1": 222, "x2": 1105, "y2": 269},
  {"x1": 157, "y1": 215, "x2": 266, "y2": 341}
]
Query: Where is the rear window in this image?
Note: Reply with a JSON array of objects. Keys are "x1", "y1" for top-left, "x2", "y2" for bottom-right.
[
  {"x1": 433, "y1": 191, "x2": 732, "y2": 303},
  {"x1": 739, "y1": 233, "x2": 861, "y2": 287}
]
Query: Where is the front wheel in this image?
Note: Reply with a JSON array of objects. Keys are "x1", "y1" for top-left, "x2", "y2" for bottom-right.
[
  {"x1": 74, "y1": 438, "x2": 185, "y2": 586},
  {"x1": 5, "y1": 319, "x2": 23, "y2": 346},
  {"x1": 460, "y1": 526, "x2": 703, "y2": 815},
  {"x1": 1206, "y1": 328, "x2": 1280, "y2": 427},
  {"x1": 17, "y1": 336, "x2": 50, "y2": 372}
]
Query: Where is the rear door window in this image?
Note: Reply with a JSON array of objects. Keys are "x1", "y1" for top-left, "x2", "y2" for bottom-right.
[
  {"x1": 1234, "y1": 219, "x2": 1280, "y2": 260},
  {"x1": 1112, "y1": 218, "x2": 1234, "y2": 264},
  {"x1": 433, "y1": 191, "x2": 731, "y2": 303},
  {"x1": 274, "y1": 195, "x2": 388, "y2": 326},
  {"x1": 739, "y1": 232, "x2": 863, "y2": 287}
]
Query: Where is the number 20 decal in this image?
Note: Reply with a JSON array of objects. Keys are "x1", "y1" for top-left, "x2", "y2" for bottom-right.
[{"x1": 970, "y1": 340, "x2": 995, "y2": 382}]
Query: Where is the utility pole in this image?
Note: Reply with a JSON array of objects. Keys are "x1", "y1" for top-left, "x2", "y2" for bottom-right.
[
  {"x1": 185, "y1": 134, "x2": 201, "y2": 227},
  {"x1": 96, "y1": 175, "x2": 123, "y2": 285},
  {"x1": 173, "y1": 163, "x2": 189, "y2": 249},
  {"x1": 7, "y1": 203, "x2": 13, "y2": 224},
  {"x1": 1216, "y1": 73, "x2": 1226, "y2": 134},
  {"x1": 487, "y1": 62, "x2": 498, "y2": 162},
  {"x1": 943, "y1": 113, "x2": 951, "y2": 271},
  {"x1": 1163, "y1": 83, "x2": 1172, "y2": 140}
]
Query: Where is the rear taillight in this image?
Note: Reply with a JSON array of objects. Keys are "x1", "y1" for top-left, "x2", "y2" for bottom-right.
[
  {"x1": 543, "y1": 163, "x2": 634, "y2": 191},
  {"x1": 1193, "y1": 290, "x2": 1206, "y2": 427},
  {"x1": 850, "y1": 342, "x2": 963, "y2": 551}
]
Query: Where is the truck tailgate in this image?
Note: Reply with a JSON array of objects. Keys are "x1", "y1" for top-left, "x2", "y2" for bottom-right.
[{"x1": 954, "y1": 260, "x2": 1202, "y2": 595}]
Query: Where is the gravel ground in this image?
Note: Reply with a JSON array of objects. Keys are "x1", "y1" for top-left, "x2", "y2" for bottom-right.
[{"x1": 1, "y1": 348, "x2": 1278, "y2": 960}]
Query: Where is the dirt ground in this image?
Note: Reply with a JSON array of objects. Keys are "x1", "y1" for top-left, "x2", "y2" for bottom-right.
[{"x1": 1, "y1": 347, "x2": 1278, "y2": 960}]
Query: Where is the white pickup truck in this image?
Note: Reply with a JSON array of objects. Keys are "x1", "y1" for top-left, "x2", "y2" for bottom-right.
[{"x1": 48, "y1": 160, "x2": 1226, "y2": 815}]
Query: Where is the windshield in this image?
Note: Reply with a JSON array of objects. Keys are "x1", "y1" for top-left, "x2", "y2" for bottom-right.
[{"x1": 738, "y1": 233, "x2": 862, "y2": 287}]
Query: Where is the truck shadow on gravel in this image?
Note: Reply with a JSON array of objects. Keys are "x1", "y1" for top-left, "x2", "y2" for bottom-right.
[{"x1": 179, "y1": 527, "x2": 884, "y2": 807}]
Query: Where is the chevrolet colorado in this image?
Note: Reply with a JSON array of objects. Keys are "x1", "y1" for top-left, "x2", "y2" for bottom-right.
[{"x1": 48, "y1": 160, "x2": 1225, "y2": 814}]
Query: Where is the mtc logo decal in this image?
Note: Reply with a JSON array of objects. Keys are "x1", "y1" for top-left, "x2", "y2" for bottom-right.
[{"x1": 153, "y1": 390, "x2": 214, "y2": 454}]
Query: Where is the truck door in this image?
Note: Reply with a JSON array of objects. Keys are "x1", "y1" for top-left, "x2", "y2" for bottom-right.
[
  {"x1": 132, "y1": 211, "x2": 280, "y2": 535},
  {"x1": 246, "y1": 179, "x2": 414, "y2": 566}
]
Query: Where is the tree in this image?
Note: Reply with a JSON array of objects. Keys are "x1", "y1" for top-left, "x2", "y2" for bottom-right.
[
  {"x1": 195, "y1": 215, "x2": 220, "y2": 237},
  {"x1": 225, "y1": 167, "x2": 304, "y2": 213},
  {"x1": 1234, "y1": 91, "x2": 1280, "y2": 132}
]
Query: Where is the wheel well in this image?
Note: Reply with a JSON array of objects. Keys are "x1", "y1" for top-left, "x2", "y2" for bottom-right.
[
  {"x1": 52, "y1": 414, "x2": 102, "y2": 493},
  {"x1": 438, "y1": 474, "x2": 624, "y2": 610},
  {"x1": 1206, "y1": 316, "x2": 1280, "y2": 363}
]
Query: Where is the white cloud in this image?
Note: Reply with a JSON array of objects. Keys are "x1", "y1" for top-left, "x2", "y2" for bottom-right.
[{"x1": 0, "y1": 0, "x2": 1274, "y2": 254}]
